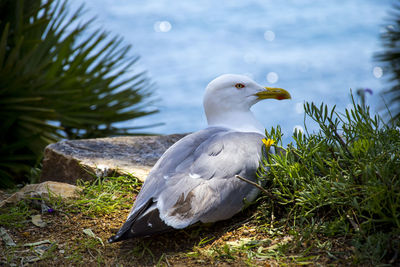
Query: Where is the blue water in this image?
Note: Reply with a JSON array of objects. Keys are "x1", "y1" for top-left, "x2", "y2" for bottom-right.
[{"x1": 73, "y1": 0, "x2": 394, "y2": 142}]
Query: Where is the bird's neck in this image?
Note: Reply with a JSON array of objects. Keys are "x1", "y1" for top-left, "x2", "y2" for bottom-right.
[{"x1": 206, "y1": 109, "x2": 264, "y2": 134}]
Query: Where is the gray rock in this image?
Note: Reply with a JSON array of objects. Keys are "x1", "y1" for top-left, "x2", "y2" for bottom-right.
[
  {"x1": 40, "y1": 134, "x2": 186, "y2": 184},
  {"x1": 0, "y1": 181, "x2": 82, "y2": 208}
]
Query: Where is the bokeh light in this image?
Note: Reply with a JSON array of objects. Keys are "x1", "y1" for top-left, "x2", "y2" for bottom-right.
[
  {"x1": 264, "y1": 30, "x2": 275, "y2": 42},
  {"x1": 295, "y1": 102, "x2": 304, "y2": 114},
  {"x1": 293, "y1": 125, "x2": 304, "y2": 133},
  {"x1": 154, "y1": 21, "x2": 172, "y2": 32},
  {"x1": 266, "y1": 72, "x2": 279, "y2": 84},
  {"x1": 373, "y1": 66, "x2": 383, "y2": 79}
]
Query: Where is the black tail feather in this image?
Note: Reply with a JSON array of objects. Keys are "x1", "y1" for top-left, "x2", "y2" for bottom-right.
[{"x1": 108, "y1": 202, "x2": 174, "y2": 243}]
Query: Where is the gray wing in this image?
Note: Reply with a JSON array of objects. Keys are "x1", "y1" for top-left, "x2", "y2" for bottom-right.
[{"x1": 108, "y1": 127, "x2": 264, "y2": 242}]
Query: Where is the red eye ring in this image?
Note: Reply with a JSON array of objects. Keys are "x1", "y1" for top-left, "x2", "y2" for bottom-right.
[{"x1": 235, "y1": 83, "x2": 245, "y2": 89}]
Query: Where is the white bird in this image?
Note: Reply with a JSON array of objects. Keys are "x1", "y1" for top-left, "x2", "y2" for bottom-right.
[{"x1": 108, "y1": 74, "x2": 291, "y2": 242}]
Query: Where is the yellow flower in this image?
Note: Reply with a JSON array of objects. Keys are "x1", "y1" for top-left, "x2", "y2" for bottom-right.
[{"x1": 262, "y1": 138, "x2": 275, "y2": 148}]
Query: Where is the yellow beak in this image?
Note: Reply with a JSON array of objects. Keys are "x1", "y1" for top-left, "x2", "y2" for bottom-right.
[{"x1": 254, "y1": 87, "x2": 291, "y2": 100}]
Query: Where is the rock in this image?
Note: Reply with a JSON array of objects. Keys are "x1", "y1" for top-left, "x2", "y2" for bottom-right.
[
  {"x1": 0, "y1": 227, "x2": 16, "y2": 246},
  {"x1": 0, "y1": 181, "x2": 82, "y2": 208},
  {"x1": 0, "y1": 190, "x2": 10, "y2": 203},
  {"x1": 31, "y1": 214, "x2": 47, "y2": 228},
  {"x1": 40, "y1": 134, "x2": 186, "y2": 184}
]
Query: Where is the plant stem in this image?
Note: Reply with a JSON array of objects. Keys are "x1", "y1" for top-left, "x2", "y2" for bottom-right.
[{"x1": 235, "y1": 175, "x2": 275, "y2": 199}]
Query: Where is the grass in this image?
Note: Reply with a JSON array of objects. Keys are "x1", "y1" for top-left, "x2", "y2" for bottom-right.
[
  {"x1": 0, "y1": 201, "x2": 31, "y2": 228},
  {"x1": 258, "y1": 95, "x2": 400, "y2": 265},
  {"x1": 66, "y1": 175, "x2": 142, "y2": 216}
]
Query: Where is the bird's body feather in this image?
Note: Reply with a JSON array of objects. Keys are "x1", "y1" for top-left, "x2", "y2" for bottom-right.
[{"x1": 108, "y1": 127, "x2": 264, "y2": 242}]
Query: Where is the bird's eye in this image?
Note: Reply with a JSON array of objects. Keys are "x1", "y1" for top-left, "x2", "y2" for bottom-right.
[{"x1": 235, "y1": 83, "x2": 245, "y2": 89}]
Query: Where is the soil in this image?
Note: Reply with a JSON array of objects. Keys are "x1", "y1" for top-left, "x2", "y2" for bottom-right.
[
  {"x1": 2, "y1": 206, "x2": 256, "y2": 266},
  {"x1": 0, "y1": 191, "x2": 349, "y2": 266}
]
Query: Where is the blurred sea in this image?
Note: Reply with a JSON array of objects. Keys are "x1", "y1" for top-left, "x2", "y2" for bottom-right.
[{"x1": 74, "y1": 0, "x2": 395, "y2": 143}]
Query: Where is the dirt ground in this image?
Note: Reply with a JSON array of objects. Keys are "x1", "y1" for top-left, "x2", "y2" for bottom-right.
[
  {"x1": 2, "y1": 206, "x2": 263, "y2": 266},
  {"x1": 0, "y1": 189, "x2": 352, "y2": 266}
]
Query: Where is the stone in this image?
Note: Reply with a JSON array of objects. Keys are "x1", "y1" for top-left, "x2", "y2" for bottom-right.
[
  {"x1": 40, "y1": 134, "x2": 186, "y2": 184},
  {"x1": 0, "y1": 181, "x2": 82, "y2": 208}
]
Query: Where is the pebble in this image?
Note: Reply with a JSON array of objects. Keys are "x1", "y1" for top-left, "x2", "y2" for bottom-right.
[{"x1": 22, "y1": 231, "x2": 30, "y2": 237}]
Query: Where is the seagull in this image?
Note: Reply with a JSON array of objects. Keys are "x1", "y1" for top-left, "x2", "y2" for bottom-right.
[{"x1": 108, "y1": 74, "x2": 291, "y2": 243}]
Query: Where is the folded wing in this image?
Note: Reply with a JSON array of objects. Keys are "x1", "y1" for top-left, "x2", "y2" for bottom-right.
[{"x1": 108, "y1": 127, "x2": 264, "y2": 242}]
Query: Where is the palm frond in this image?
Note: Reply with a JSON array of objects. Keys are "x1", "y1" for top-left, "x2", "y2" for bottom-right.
[
  {"x1": 0, "y1": 0, "x2": 158, "y2": 187},
  {"x1": 376, "y1": 2, "x2": 400, "y2": 123}
]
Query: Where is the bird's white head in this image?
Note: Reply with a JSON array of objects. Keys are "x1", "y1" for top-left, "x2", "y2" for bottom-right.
[{"x1": 203, "y1": 74, "x2": 291, "y2": 134}]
